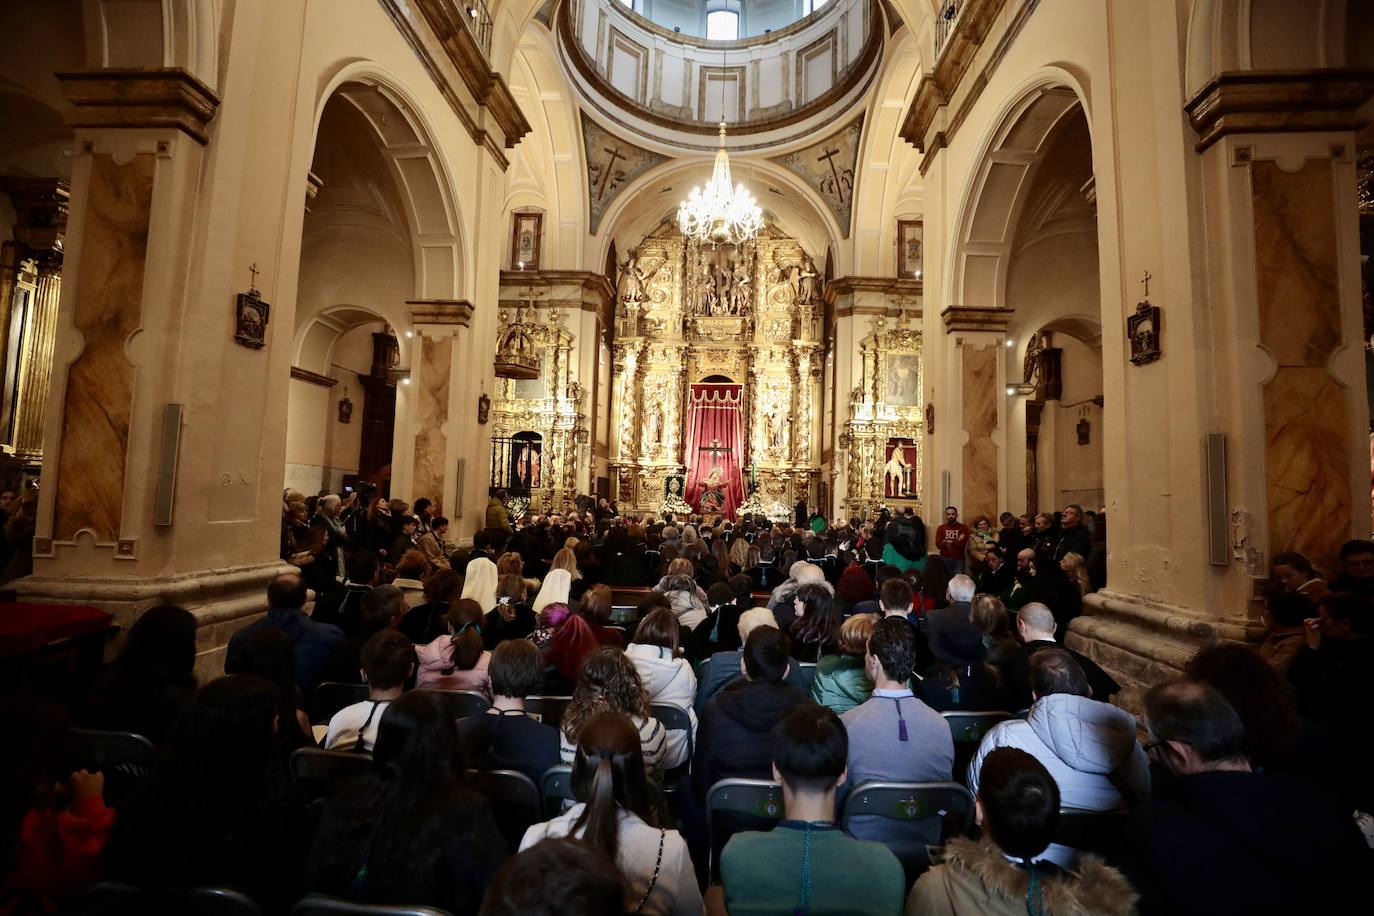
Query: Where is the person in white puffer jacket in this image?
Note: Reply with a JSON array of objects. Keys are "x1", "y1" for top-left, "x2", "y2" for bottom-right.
[
  {"x1": 625, "y1": 608, "x2": 698, "y2": 772},
  {"x1": 968, "y1": 646, "x2": 1150, "y2": 869}
]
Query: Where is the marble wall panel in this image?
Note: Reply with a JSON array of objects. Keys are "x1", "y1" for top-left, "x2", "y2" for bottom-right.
[
  {"x1": 1252, "y1": 159, "x2": 1351, "y2": 566},
  {"x1": 411, "y1": 335, "x2": 453, "y2": 508},
  {"x1": 961, "y1": 343, "x2": 999, "y2": 520},
  {"x1": 54, "y1": 154, "x2": 154, "y2": 541}
]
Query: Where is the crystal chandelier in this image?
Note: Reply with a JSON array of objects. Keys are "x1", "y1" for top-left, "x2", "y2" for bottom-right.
[{"x1": 677, "y1": 122, "x2": 763, "y2": 246}]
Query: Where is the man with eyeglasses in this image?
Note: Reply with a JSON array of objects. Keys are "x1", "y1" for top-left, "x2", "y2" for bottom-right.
[{"x1": 1117, "y1": 679, "x2": 1365, "y2": 915}]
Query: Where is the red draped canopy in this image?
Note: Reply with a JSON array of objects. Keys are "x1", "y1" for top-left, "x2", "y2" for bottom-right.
[{"x1": 684, "y1": 382, "x2": 743, "y2": 520}]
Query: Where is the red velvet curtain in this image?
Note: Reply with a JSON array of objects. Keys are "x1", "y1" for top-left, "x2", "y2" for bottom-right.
[{"x1": 684, "y1": 383, "x2": 743, "y2": 520}]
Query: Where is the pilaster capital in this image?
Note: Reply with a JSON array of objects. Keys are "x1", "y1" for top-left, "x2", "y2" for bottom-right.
[
  {"x1": 57, "y1": 68, "x2": 220, "y2": 144},
  {"x1": 406, "y1": 299, "x2": 475, "y2": 329},
  {"x1": 1185, "y1": 68, "x2": 1374, "y2": 152},
  {"x1": 941, "y1": 305, "x2": 1013, "y2": 334}
]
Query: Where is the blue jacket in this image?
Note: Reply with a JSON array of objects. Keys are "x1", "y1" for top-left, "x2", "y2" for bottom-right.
[{"x1": 226, "y1": 607, "x2": 344, "y2": 701}]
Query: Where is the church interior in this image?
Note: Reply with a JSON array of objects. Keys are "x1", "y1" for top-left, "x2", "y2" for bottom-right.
[{"x1": 1, "y1": 0, "x2": 1373, "y2": 913}]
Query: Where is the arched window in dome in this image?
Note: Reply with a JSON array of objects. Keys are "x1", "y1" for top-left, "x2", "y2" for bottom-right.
[{"x1": 707, "y1": 9, "x2": 739, "y2": 40}]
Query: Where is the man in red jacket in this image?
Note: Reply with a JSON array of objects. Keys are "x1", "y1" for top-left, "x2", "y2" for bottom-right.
[{"x1": 935, "y1": 506, "x2": 971, "y2": 575}]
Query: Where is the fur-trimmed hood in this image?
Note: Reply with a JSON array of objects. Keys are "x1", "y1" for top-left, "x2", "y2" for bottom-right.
[{"x1": 908, "y1": 837, "x2": 1138, "y2": 916}]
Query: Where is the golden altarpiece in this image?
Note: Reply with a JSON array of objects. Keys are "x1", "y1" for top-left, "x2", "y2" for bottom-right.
[
  {"x1": 608, "y1": 221, "x2": 825, "y2": 519},
  {"x1": 836, "y1": 307, "x2": 926, "y2": 518}
]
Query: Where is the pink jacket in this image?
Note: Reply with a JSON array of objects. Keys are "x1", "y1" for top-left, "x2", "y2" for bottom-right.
[{"x1": 415, "y1": 636, "x2": 492, "y2": 698}]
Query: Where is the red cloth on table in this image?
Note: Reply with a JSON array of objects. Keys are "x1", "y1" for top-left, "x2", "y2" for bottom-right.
[{"x1": 0, "y1": 604, "x2": 112, "y2": 659}]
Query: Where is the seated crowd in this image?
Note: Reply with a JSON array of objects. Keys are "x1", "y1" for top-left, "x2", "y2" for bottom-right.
[{"x1": 2, "y1": 489, "x2": 1372, "y2": 915}]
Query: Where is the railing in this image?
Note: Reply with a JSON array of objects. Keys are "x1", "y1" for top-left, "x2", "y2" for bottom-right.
[
  {"x1": 453, "y1": 0, "x2": 493, "y2": 58},
  {"x1": 934, "y1": 0, "x2": 961, "y2": 57}
]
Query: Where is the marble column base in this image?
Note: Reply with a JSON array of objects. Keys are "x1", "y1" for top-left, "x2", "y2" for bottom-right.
[
  {"x1": 13, "y1": 560, "x2": 295, "y2": 681},
  {"x1": 1067, "y1": 590, "x2": 1264, "y2": 715}
]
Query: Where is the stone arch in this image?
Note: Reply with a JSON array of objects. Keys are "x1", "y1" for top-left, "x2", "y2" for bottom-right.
[
  {"x1": 945, "y1": 72, "x2": 1093, "y2": 312},
  {"x1": 312, "y1": 66, "x2": 467, "y2": 303}
]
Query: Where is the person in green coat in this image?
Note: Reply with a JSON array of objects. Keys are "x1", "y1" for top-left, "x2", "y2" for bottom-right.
[{"x1": 810, "y1": 613, "x2": 878, "y2": 715}]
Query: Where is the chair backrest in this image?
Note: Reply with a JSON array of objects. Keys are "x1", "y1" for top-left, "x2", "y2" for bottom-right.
[
  {"x1": 649, "y1": 703, "x2": 693, "y2": 786},
  {"x1": 540, "y1": 764, "x2": 575, "y2": 818},
  {"x1": 705, "y1": 778, "x2": 784, "y2": 881},
  {"x1": 71, "y1": 728, "x2": 158, "y2": 771},
  {"x1": 289, "y1": 747, "x2": 373, "y2": 801},
  {"x1": 795, "y1": 662, "x2": 818, "y2": 692},
  {"x1": 420, "y1": 688, "x2": 490, "y2": 720},
  {"x1": 82, "y1": 881, "x2": 265, "y2": 916},
  {"x1": 314, "y1": 682, "x2": 370, "y2": 723},
  {"x1": 523, "y1": 695, "x2": 572, "y2": 728},
  {"x1": 291, "y1": 894, "x2": 452, "y2": 916},
  {"x1": 941, "y1": 711, "x2": 1014, "y2": 745},
  {"x1": 840, "y1": 781, "x2": 975, "y2": 839},
  {"x1": 467, "y1": 769, "x2": 542, "y2": 850},
  {"x1": 1054, "y1": 808, "x2": 1129, "y2": 855},
  {"x1": 611, "y1": 605, "x2": 638, "y2": 624}
]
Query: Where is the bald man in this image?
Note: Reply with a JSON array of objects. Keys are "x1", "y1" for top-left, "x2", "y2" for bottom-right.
[
  {"x1": 1000, "y1": 603, "x2": 1119, "y2": 711},
  {"x1": 225, "y1": 572, "x2": 344, "y2": 703}
]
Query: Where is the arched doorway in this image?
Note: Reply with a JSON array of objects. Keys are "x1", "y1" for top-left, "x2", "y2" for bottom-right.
[
  {"x1": 949, "y1": 84, "x2": 1103, "y2": 519},
  {"x1": 286, "y1": 78, "x2": 463, "y2": 506}
]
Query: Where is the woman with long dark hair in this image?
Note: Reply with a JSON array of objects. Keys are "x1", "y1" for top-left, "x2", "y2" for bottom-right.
[
  {"x1": 520, "y1": 712, "x2": 701, "y2": 915},
  {"x1": 307, "y1": 691, "x2": 505, "y2": 914},
  {"x1": 788, "y1": 583, "x2": 842, "y2": 663},
  {"x1": 416, "y1": 599, "x2": 491, "y2": 697},
  {"x1": 484, "y1": 574, "x2": 537, "y2": 648},
  {"x1": 113, "y1": 675, "x2": 303, "y2": 911},
  {"x1": 83, "y1": 605, "x2": 197, "y2": 744}
]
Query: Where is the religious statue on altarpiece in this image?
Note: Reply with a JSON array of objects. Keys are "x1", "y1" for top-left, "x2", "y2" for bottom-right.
[
  {"x1": 795, "y1": 255, "x2": 818, "y2": 306},
  {"x1": 698, "y1": 465, "x2": 727, "y2": 514},
  {"x1": 617, "y1": 248, "x2": 662, "y2": 305}
]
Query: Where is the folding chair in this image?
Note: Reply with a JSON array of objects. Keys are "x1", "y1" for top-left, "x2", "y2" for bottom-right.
[
  {"x1": 71, "y1": 728, "x2": 158, "y2": 806},
  {"x1": 705, "y1": 778, "x2": 784, "y2": 881},
  {"x1": 467, "y1": 769, "x2": 542, "y2": 851},
  {"x1": 314, "y1": 682, "x2": 369, "y2": 723},
  {"x1": 841, "y1": 780, "x2": 975, "y2": 882},
  {"x1": 524, "y1": 695, "x2": 572, "y2": 728},
  {"x1": 941, "y1": 710, "x2": 1014, "y2": 782},
  {"x1": 289, "y1": 747, "x2": 373, "y2": 806},
  {"x1": 421, "y1": 689, "x2": 490, "y2": 720},
  {"x1": 291, "y1": 895, "x2": 451, "y2": 916},
  {"x1": 540, "y1": 764, "x2": 575, "y2": 818},
  {"x1": 650, "y1": 703, "x2": 694, "y2": 788},
  {"x1": 81, "y1": 881, "x2": 265, "y2": 916}
]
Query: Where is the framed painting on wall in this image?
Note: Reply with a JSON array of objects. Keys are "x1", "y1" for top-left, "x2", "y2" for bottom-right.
[
  {"x1": 896, "y1": 219, "x2": 923, "y2": 279},
  {"x1": 511, "y1": 211, "x2": 542, "y2": 270}
]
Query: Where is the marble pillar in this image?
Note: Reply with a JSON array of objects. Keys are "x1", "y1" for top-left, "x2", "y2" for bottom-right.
[
  {"x1": 403, "y1": 299, "x2": 473, "y2": 519},
  {"x1": 942, "y1": 307, "x2": 1011, "y2": 522},
  {"x1": 1252, "y1": 159, "x2": 1352, "y2": 571}
]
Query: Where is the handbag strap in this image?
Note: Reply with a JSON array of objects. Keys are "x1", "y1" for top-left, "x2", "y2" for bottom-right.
[{"x1": 631, "y1": 829, "x2": 666, "y2": 913}]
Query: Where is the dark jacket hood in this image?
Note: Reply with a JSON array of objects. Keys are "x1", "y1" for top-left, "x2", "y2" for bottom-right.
[{"x1": 716, "y1": 679, "x2": 806, "y2": 732}]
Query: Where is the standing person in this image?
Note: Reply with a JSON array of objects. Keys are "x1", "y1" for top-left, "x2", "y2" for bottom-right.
[
  {"x1": 416, "y1": 516, "x2": 452, "y2": 570},
  {"x1": 486, "y1": 489, "x2": 512, "y2": 534},
  {"x1": 1053, "y1": 504, "x2": 1091, "y2": 562},
  {"x1": 716, "y1": 705, "x2": 905, "y2": 916},
  {"x1": 794, "y1": 498, "x2": 808, "y2": 529},
  {"x1": 520, "y1": 713, "x2": 702, "y2": 916},
  {"x1": 307, "y1": 692, "x2": 506, "y2": 914},
  {"x1": 935, "y1": 506, "x2": 971, "y2": 576},
  {"x1": 995, "y1": 512, "x2": 1025, "y2": 557},
  {"x1": 309, "y1": 494, "x2": 349, "y2": 591}
]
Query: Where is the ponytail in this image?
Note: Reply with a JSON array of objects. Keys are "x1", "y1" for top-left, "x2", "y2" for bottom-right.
[
  {"x1": 450, "y1": 622, "x2": 484, "y2": 671},
  {"x1": 575, "y1": 755, "x2": 621, "y2": 859}
]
